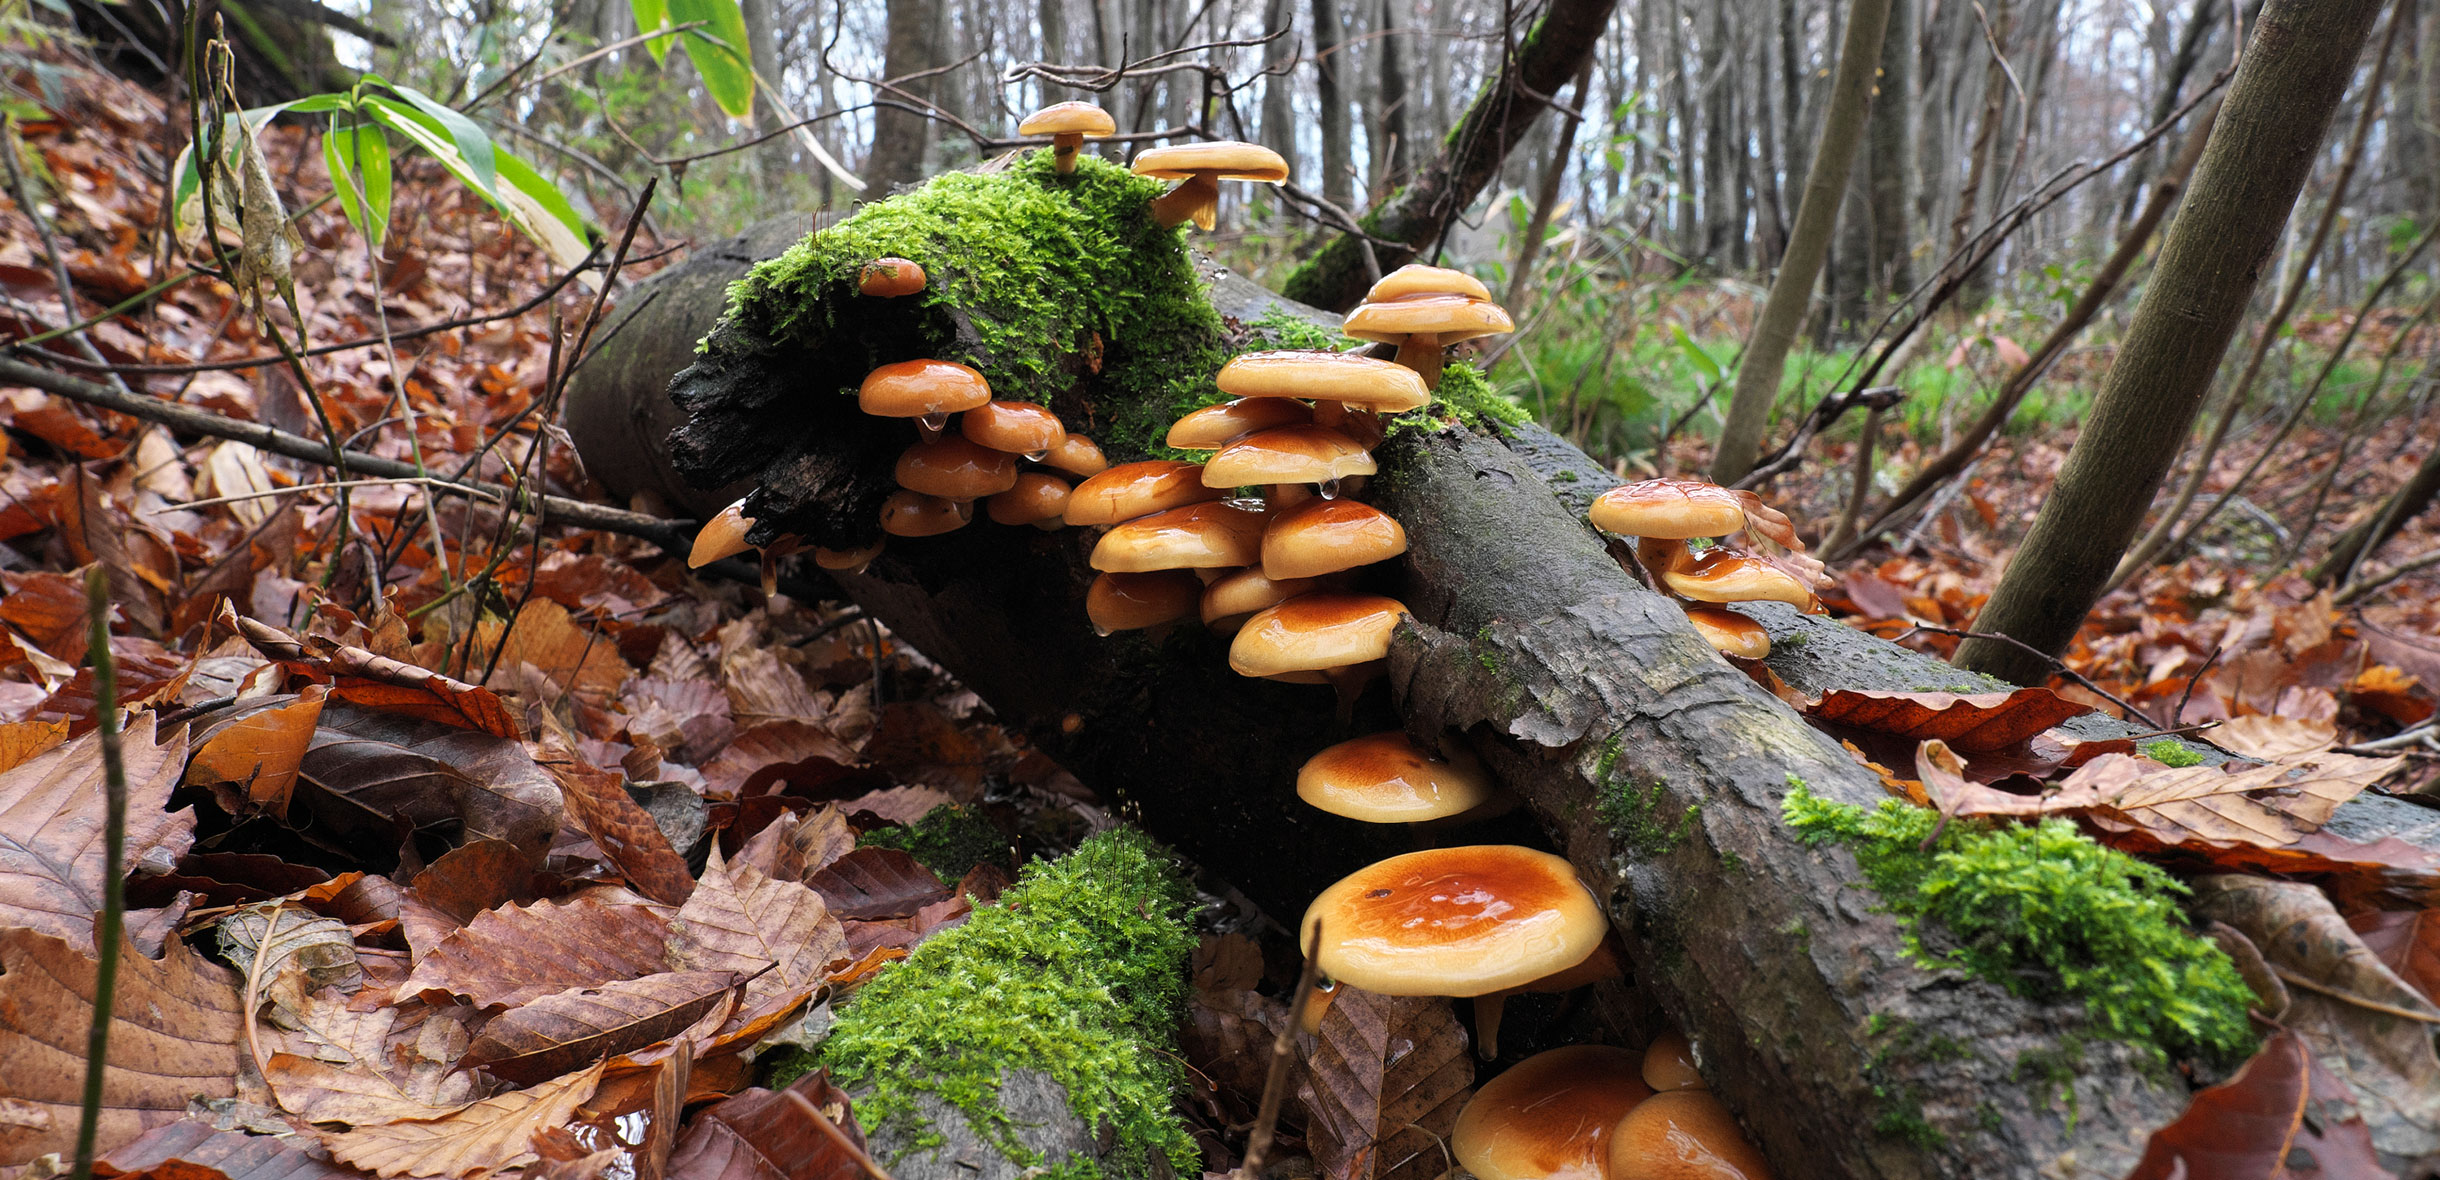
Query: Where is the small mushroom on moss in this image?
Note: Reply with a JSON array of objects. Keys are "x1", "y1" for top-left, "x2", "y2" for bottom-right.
[
  {"x1": 1040, "y1": 434, "x2": 1109, "y2": 477},
  {"x1": 858, "y1": 257, "x2": 927, "y2": 297},
  {"x1": 1018, "y1": 101, "x2": 1116, "y2": 174},
  {"x1": 1227, "y1": 593, "x2": 1407, "y2": 680},
  {"x1": 1065, "y1": 460, "x2": 1223, "y2": 526},
  {"x1": 1199, "y1": 568, "x2": 1322, "y2": 634},
  {"x1": 1452, "y1": 1045, "x2": 1654, "y2": 1180},
  {"x1": 879, "y1": 489, "x2": 972, "y2": 537},
  {"x1": 1261, "y1": 497, "x2": 1407, "y2": 580},
  {"x1": 813, "y1": 540, "x2": 885, "y2": 573},
  {"x1": 1165, "y1": 397, "x2": 1315, "y2": 450},
  {"x1": 1086, "y1": 570, "x2": 1203, "y2": 635},
  {"x1": 1299, "y1": 844, "x2": 1608, "y2": 995},
  {"x1": 1342, "y1": 293, "x2": 1514, "y2": 388},
  {"x1": 1682, "y1": 604, "x2": 1771, "y2": 660},
  {"x1": 1295, "y1": 731, "x2": 1492, "y2": 823},
  {"x1": 860, "y1": 359, "x2": 993, "y2": 439},
  {"x1": 1607, "y1": 1090, "x2": 1774, "y2": 1180},
  {"x1": 896, "y1": 437, "x2": 1020, "y2": 501},
  {"x1": 1641, "y1": 1029, "x2": 1706, "y2": 1092},
  {"x1": 688, "y1": 497, "x2": 756, "y2": 568},
  {"x1": 1589, "y1": 479, "x2": 1750, "y2": 540},
  {"x1": 961, "y1": 400, "x2": 1067, "y2": 457},
  {"x1": 1088, "y1": 501, "x2": 1268, "y2": 572},
  {"x1": 1130, "y1": 141, "x2": 1289, "y2": 230},
  {"x1": 987, "y1": 472, "x2": 1073, "y2": 527}
]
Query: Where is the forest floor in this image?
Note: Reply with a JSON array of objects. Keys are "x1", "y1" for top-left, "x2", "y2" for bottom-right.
[{"x1": 2, "y1": 48, "x2": 2438, "y2": 1180}]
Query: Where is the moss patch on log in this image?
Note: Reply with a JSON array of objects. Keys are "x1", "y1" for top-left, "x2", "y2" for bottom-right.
[
  {"x1": 1782, "y1": 786, "x2": 2255, "y2": 1067},
  {"x1": 858, "y1": 803, "x2": 1009, "y2": 881},
  {"x1": 814, "y1": 828, "x2": 1200, "y2": 1178}
]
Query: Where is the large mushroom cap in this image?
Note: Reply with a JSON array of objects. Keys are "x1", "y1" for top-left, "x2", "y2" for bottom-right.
[
  {"x1": 1065, "y1": 460, "x2": 1222, "y2": 526},
  {"x1": 1215, "y1": 351, "x2": 1432, "y2": 412},
  {"x1": 896, "y1": 437, "x2": 1020, "y2": 500},
  {"x1": 1166, "y1": 397, "x2": 1315, "y2": 450},
  {"x1": 1589, "y1": 479, "x2": 1748, "y2": 539},
  {"x1": 1452, "y1": 1045, "x2": 1654, "y2": 1180},
  {"x1": 1366, "y1": 263, "x2": 1492, "y2": 303},
  {"x1": 961, "y1": 400, "x2": 1067, "y2": 455},
  {"x1": 1200, "y1": 568, "x2": 1320, "y2": 633},
  {"x1": 1130, "y1": 141, "x2": 1290, "y2": 182},
  {"x1": 1041, "y1": 434, "x2": 1108, "y2": 476},
  {"x1": 1019, "y1": 100, "x2": 1117, "y2": 137},
  {"x1": 1659, "y1": 552, "x2": 1818, "y2": 608},
  {"x1": 858, "y1": 257, "x2": 927, "y2": 298},
  {"x1": 1681, "y1": 605, "x2": 1769, "y2": 659},
  {"x1": 1297, "y1": 731, "x2": 1493, "y2": 822},
  {"x1": 1342, "y1": 294, "x2": 1516, "y2": 344},
  {"x1": 1607, "y1": 1090, "x2": 1774, "y2": 1180},
  {"x1": 813, "y1": 540, "x2": 884, "y2": 571},
  {"x1": 1202, "y1": 425, "x2": 1376, "y2": 488},
  {"x1": 1262, "y1": 497, "x2": 1407, "y2": 580},
  {"x1": 1087, "y1": 570, "x2": 1201, "y2": 633},
  {"x1": 1300, "y1": 844, "x2": 1606, "y2": 995},
  {"x1": 1089, "y1": 501, "x2": 1268, "y2": 572},
  {"x1": 859, "y1": 360, "x2": 993, "y2": 418},
  {"x1": 1227, "y1": 593, "x2": 1407, "y2": 677},
  {"x1": 987, "y1": 472, "x2": 1072, "y2": 526}
]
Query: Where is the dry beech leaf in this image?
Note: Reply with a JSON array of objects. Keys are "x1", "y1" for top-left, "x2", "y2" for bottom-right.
[
  {"x1": 400, "y1": 888, "x2": 677, "y2": 1010},
  {"x1": 2050, "y1": 751, "x2": 2403, "y2": 848},
  {"x1": 92, "y1": 1117, "x2": 360, "y2": 1180},
  {"x1": 462, "y1": 970, "x2": 738, "y2": 1085},
  {"x1": 186, "y1": 685, "x2": 329, "y2": 818},
  {"x1": 670, "y1": 847, "x2": 846, "y2": 1044},
  {"x1": 2212, "y1": 715, "x2": 2341, "y2": 762},
  {"x1": 264, "y1": 1020, "x2": 484, "y2": 1129},
  {"x1": 803, "y1": 847, "x2": 951, "y2": 921},
  {"x1": 409, "y1": 839, "x2": 543, "y2": 925},
  {"x1": 1295, "y1": 988, "x2": 1473, "y2": 1180},
  {"x1": 1805, "y1": 688, "x2": 2095, "y2": 753},
  {"x1": 0, "y1": 928, "x2": 244, "y2": 1166},
  {"x1": 716, "y1": 650, "x2": 831, "y2": 731},
  {"x1": 297, "y1": 704, "x2": 562, "y2": 861},
  {"x1": 2350, "y1": 910, "x2": 2440, "y2": 1005},
  {"x1": 2123, "y1": 1032, "x2": 2388, "y2": 1180},
  {"x1": 700, "y1": 722, "x2": 865, "y2": 802},
  {"x1": 2193, "y1": 875, "x2": 2440, "y2": 1160},
  {"x1": 664, "y1": 1071, "x2": 867, "y2": 1180},
  {"x1": 540, "y1": 1048, "x2": 690, "y2": 1180},
  {"x1": 734, "y1": 805, "x2": 857, "y2": 885},
  {"x1": 0, "y1": 566, "x2": 97, "y2": 665},
  {"x1": 315, "y1": 1060, "x2": 605, "y2": 1179},
  {"x1": 473, "y1": 599, "x2": 631, "y2": 702},
  {"x1": 216, "y1": 902, "x2": 363, "y2": 1010},
  {"x1": 228, "y1": 606, "x2": 522, "y2": 740},
  {"x1": 550, "y1": 760, "x2": 693, "y2": 907},
  {"x1": 0, "y1": 712, "x2": 192, "y2": 952},
  {"x1": 0, "y1": 717, "x2": 69, "y2": 777}
]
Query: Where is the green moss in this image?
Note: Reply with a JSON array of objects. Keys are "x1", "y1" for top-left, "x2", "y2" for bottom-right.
[
  {"x1": 1400, "y1": 361, "x2": 1527, "y2": 436},
  {"x1": 859, "y1": 804, "x2": 1008, "y2": 881},
  {"x1": 817, "y1": 829, "x2": 1200, "y2": 1178},
  {"x1": 2012, "y1": 1039, "x2": 2088, "y2": 1128},
  {"x1": 1781, "y1": 786, "x2": 2256, "y2": 1066},
  {"x1": 2138, "y1": 739, "x2": 2206, "y2": 768},
  {"x1": 1598, "y1": 776, "x2": 1699, "y2": 858},
  {"x1": 1244, "y1": 307, "x2": 1356, "y2": 351}
]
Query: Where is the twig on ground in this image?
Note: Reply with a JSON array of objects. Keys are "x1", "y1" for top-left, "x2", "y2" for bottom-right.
[
  {"x1": 1895, "y1": 622, "x2": 2164, "y2": 728},
  {"x1": 66, "y1": 568, "x2": 126, "y2": 1180},
  {"x1": 1238, "y1": 920, "x2": 1323, "y2": 1180}
]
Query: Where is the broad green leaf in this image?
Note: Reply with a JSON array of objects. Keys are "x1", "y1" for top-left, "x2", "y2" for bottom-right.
[
  {"x1": 631, "y1": 0, "x2": 674, "y2": 63},
  {"x1": 667, "y1": 0, "x2": 756, "y2": 119},
  {"x1": 377, "y1": 82, "x2": 497, "y2": 196},
  {"x1": 1672, "y1": 324, "x2": 1721, "y2": 383},
  {"x1": 323, "y1": 119, "x2": 393, "y2": 249},
  {"x1": 364, "y1": 98, "x2": 593, "y2": 275}
]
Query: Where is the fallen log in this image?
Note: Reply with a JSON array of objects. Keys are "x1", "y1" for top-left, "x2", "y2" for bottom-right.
[{"x1": 560, "y1": 157, "x2": 2347, "y2": 1179}]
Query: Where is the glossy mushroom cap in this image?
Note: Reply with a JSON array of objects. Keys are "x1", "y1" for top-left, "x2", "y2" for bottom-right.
[
  {"x1": 1452, "y1": 1046, "x2": 1654, "y2": 1180},
  {"x1": 860, "y1": 360, "x2": 993, "y2": 418},
  {"x1": 896, "y1": 437, "x2": 1019, "y2": 500},
  {"x1": 1658, "y1": 552, "x2": 1819, "y2": 608},
  {"x1": 1216, "y1": 351, "x2": 1432, "y2": 413},
  {"x1": 858, "y1": 257, "x2": 927, "y2": 297},
  {"x1": 1040, "y1": 434, "x2": 1108, "y2": 477},
  {"x1": 1297, "y1": 731, "x2": 1493, "y2": 823},
  {"x1": 1089, "y1": 501, "x2": 1268, "y2": 572},
  {"x1": 1607, "y1": 1091, "x2": 1774, "y2": 1180},
  {"x1": 1343, "y1": 294, "x2": 1516, "y2": 345},
  {"x1": 689, "y1": 497, "x2": 755, "y2": 568},
  {"x1": 1590, "y1": 479, "x2": 1749, "y2": 540},
  {"x1": 1065, "y1": 460, "x2": 1222, "y2": 526},
  {"x1": 1642, "y1": 1029, "x2": 1706, "y2": 1092},
  {"x1": 813, "y1": 540, "x2": 884, "y2": 572},
  {"x1": 1021, "y1": 103, "x2": 1116, "y2": 173},
  {"x1": 986, "y1": 472, "x2": 1071, "y2": 526},
  {"x1": 1087, "y1": 570, "x2": 1201, "y2": 634},
  {"x1": 1200, "y1": 568, "x2": 1320, "y2": 633},
  {"x1": 1300, "y1": 844, "x2": 1607, "y2": 995},
  {"x1": 961, "y1": 400, "x2": 1067, "y2": 455},
  {"x1": 1682, "y1": 605, "x2": 1770, "y2": 659},
  {"x1": 1131, "y1": 141, "x2": 1289, "y2": 229},
  {"x1": 1366, "y1": 263, "x2": 1493, "y2": 303},
  {"x1": 879, "y1": 490, "x2": 970, "y2": 537},
  {"x1": 1228, "y1": 593, "x2": 1407, "y2": 677},
  {"x1": 1167, "y1": 397, "x2": 1315, "y2": 450},
  {"x1": 1262, "y1": 498, "x2": 1407, "y2": 580},
  {"x1": 1202, "y1": 426, "x2": 1376, "y2": 488}
]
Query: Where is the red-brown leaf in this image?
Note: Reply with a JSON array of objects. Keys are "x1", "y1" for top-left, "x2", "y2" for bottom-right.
[
  {"x1": 399, "y1": 887, "x2": 677, "y2": 1010},
  {"x1": 461, "y1": 970, "x2": 738, "y2": 1084},
  {"x1": 93, "y1": 1118, "x2": 359, "y2": 1180},
  {"x1": 1805, "y1": 687, "x2": 2096, "y2": 753},
  {"x1": 2349, "y1": 909, "x2": 2440, "y2": 1007},
  {"x1": 185, "y1": 686, "x2": 328, "y2": 818},
  {"x1": 665, "y1": 1072, "x2": 868, "y2": 1180},
  {"x1": 0, "y1": 566, "x2": 96, "y2": 665},
  {"x1": 227, "y1": 606, "x2": 522, "y2": 739},
  {"x1": 1294, "y1": 988, "x2": 1473, "y2": 1180},
  {"x1": 0, "y1": 713, "x2": 192, "y2": 952},
  {"x1": 2125, "y1": 1031, "x2": 2390, "y2": 1180},
  {"x1": 804, "y1": 847, "x2": 950, "y2": 920},
  {"x1": 552, "y1": 759, "x2": 694, "y2": 906}
]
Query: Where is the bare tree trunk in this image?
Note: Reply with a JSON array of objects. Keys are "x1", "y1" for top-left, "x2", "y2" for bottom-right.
[
  {"x1": 1701, "y1": 0, "x2": 1735, "y2": 266},
  {"x1": 1944, "y1": 0, "x2": 2012, "y2": 284},
  {"x1": 1708, "y1": 0, "x2": 1897, "y2": 484},
  {"x1": 1313, "y1": 0, "x2": 1356, "y2": 206},
  {"x1": 2115, "y1": 0, "x2": 2220, "y2": 225},
  {"x1": 1955, "y1": 0, "x2": 2391, "y2": 684},
  {"x1": 2398, "y1": 0, "x2": 2439, "y2": 221},
  {"x1": 1754, "y1": 13, "x2": 1790, "y2": 264},
  {"x1": 1379, "y1": 0, "x2": 1415, "y2": 190},
  {"x1": 1507, "y1": 60, "x2": 1598, "y2": 309},
  {"x1": 1868, "y1": 0, "x2": 1918, "y2": 295},
  {"x1": 866, "y1": 0, "x2": 947, "y2": 192},
  {"x1": 1260, "y1": 0, "x2": 1296, "y2": 156}
]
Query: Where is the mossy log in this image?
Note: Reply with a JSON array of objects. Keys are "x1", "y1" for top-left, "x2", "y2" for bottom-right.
[{"x1": 564, "y1": 163, "x2": 2438, "y2": 1179}]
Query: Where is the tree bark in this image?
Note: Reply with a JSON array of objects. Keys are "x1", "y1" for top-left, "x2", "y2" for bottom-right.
[
  {"x1": 1260, "y1": 0, "x2": 1297, "y2": 159},
  {"x1": 1707, "y1": 0, "x2": 1895, "y2": 484},
  {"x1": 1955, "y1": 0, "x2": 2390, "y2": 685},
  {"x1": 1504, "y1": 60, "x2": 1596, "y2": 310},
  {"x1": 866, "y1": 0, "x2": 948, "y2": 192},
  {"x1": 1377, "y1": 0, "x2": 1415, "y2": 191},
  {"x1": 1312, "y1": 0, "x2": 1357, "y2": 207},
  {"x1": 1866, "y1": 0, "x2": 1917, "y2": 299},
  {"x1": 1280, "y1": 0, "x2": 1620, "y2": 312}
]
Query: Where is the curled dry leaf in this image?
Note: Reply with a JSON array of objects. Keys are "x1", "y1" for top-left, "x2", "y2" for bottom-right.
[
  {"x1": 0, "y1": 928, "x2": 244, "y2": 1166},
  {"x1": 92, "y1": 1117, "x2": 360, "y2": 1180},
  {"x1": 462, "y1": 970, "x2": 739, "y2": 1085},
  {"x1": 1806, "y1": 688, "x2": 2095, "y2": 754},
  {"x1": 315, "y1": 1060, "x2": 606, "y2": 1180},
  {"x1": 185, "y1": 685, "x2": 328, "y2": 818},
  {"x1": 2349, "y1": 910, "x2": 2440, "y2": 1005},
  {"x1": 669, "y1": 847, "x2": 847, "y2": 1046},
  {"x1": 803, "y1": 846, "x2": 951, "y2": 921},
  {"x1": 217, "y1": 902, "x2": 363, "y2": 1011},
  {"x1": 2048, "y1": 750, "x2": 2404, "y2": 849},
  {"x1": 550, "y1": 759, "x2": 694, "y2": 907},
  {"x1": 2212, "y1": 714, "x2": 2341, "y2": 762},
  {"x1": 0, "y1": 712, "x2": 192, "y2": 952},
  {"x1": 1294, "y1": 987, "x2": 1473, "y2": 1180},
  {"x1": 297, "y1": 704, "x2": 562, "y2": 862},
  {"x1": 227, "y1": 605, "x2": 522, "y2": 740},
  {"x1": 2122, "y1": 1032, "x2": 2387, "y2": 1180},
  {"x1": 399, "y1": 887, "x2": 678, "y2": 1010}
]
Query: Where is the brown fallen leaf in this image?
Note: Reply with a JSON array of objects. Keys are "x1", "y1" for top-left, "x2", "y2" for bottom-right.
[
  {"x1": 315, "y1": 1060, "x2": 605, "y2": 1179},
  {"x1": 1938, "y1": 748, "x2": 2405, "y2": 850},
  {"x1": 733, "y1": 805, "x2": 856, "y2": 885},
  {"x1": 2212, "y1": 714, "x2": 2341, "y2": 762},
  {"x1": 186, "y1": 685, "x2": 328, "y2": 818},
  {"x1": 0, "y1": 716, "x2": 69, "y2": 776},
  {"x1": 804, "y1": 847, "x2": 951, "y2": 921},
  {"x1": 0, "y1": 713, "x2": 192, "y2": 952},
  {"x1": 669, "y1": 847, "x2": 846, "y2": 1045},
  {"x1": 2123, "y1": 1031, "x2": 2390, "y2": 1180},
  {"x1": 296, "y1": 705, "x2": 562, "y2": 862},
  {"x1": 473, "y1": 599, "x2": 632, "y2": 703},
  {"x1": 463, "y1": 970, "x2": 738, "y2": 1085},
  {"x1": 699, "y1": 722, "x2": 868, "y2": 803},
  {"x1": 1805, "y1": 687, "x2": 2095, "y2": 753},
  {"x1": 2193, "y1": 875, "x2": 2440, "y2": 1161},
  {"x1": 664, "y1": 1071, "x2": 868, "y2": 1180},
  {"x1": 1295, "y1": 987, "x2": 1473, "y2": 1180},
  {"x1": 0, "y1": 928, "x2": 244, "y2": 1166},
  {"x1": 550, "y1": 759, "x2": 693, "y2": 907},
  {"x1": 0, "y1": 566, "x2": 97, "y2": 665},
  {"x1": 92, "y1": 1117, "x2": 359, "y2": 1180},
  {"x1": 227, "y1": 606, "x2": 523, "y2": 740},
  {"x1": 399, "y1": 887, "x2": 677, "y2": 1010},
  {"x1": 2350, "y1": 909, "x2": 2440, "y2": 1006}
]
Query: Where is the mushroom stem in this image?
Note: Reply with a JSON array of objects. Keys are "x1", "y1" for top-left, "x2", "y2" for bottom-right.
[
  {"x1": 1472, "y1": 993, "x2": 1508, "y2": 1060},
  {"x1": 1051, "y1": 131, "x2": 1083, "y2": 174},
  {"x1": 1391, "y1": 333, "x2": 1446, "y2": 388},
  {"x1": 1147, "y1": 172, "x2": 1220, "y2": 229}
]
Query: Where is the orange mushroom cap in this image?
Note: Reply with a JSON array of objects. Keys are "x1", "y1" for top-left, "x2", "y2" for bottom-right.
[
  {"x1": 1086, "y1": 570, "x2": 1202, "y2": 634},
  {"x1": 1296, "y1": 731, "x2": 1493, "y2": 823},
  {"x1": 1065, "y1": 460, "x2": 1222, "y2": 526},
  {"x1": 1130, "y1": 140, "x2": 1289, "y2": 182},
  {"x1": 1227, "y1": 593, "x2": 1407, "y2": 677},
  {"x1": 1040, "y1": 434, "x2": 1108, "y2": 477},
  {"x1": 859, "y1": 359, "x2": 992, "y2": 418},
  {"x1": 1607, "y1": 1090, "x2": 1774, "y2": 1180},
  {"x1": 986, "y1": 472, "x2": 1072, "y2": 526},
  {"x1": 1300, "y1": 844, "x2": 1607, "y2": 995},
  {"x1": 1215, "y1": 351, "x2": 1432, "y2": 412},
  {"x1": 813, "y1": 540, "x2": 885, "y2": 571},
  {"x1": 1261, "y1": 497, "x2": 1407, "y2": 580},
  {"x1": 1681, "y1": 605, "x2": 1770, "y2": 659},
  {"x1": 1642, "y1": 1029, "x2": 1706, "y2": 1092},
  {"x1": 1341, "y1": 294, "x2": 1515, "y2": 345},
  {"x1": 1200, "y1": 568, "x2": 1320, "y2": 633},
  {"x1": 1089, "y1": 501, "x2": 1268, "y2": 572},
  {"x1": 1658, "y1": 551, "x2": 1818, "y2": 608},
  {"x1": 1589, "y1": 479, "x2": 1749, "y2": 540},
  {"x1": 858, "y1": 257, "x2": 927, "y2": 298},
  {"x1": 1452, "y1": 1045, "x2": 1655, "y2": 1180},
  {"x1": 1018, "y1": 100, "x2": 1116, "y2": 138},
  {"x1": 878, "y1": 490, "x2": 971, "y2": 537},
  {"x1": 1166, "y1": 397, "x2": 1315, "y2": 450},
  {"x1": 688, "y1": 497, "x2": 756, "y2": 568},
  {"x1": 1365, "y1": 263, "x2": 1493, "y2": 304},
  {"x1": 1202, "y1": 425, "x2": 1376, "y2": 488},
  {"x1": 961, "y1": 400, "x2": 1068, "y2": 456},
  {"x1": 895, "y1": 438, "x2": 1019, "y2": 501}
]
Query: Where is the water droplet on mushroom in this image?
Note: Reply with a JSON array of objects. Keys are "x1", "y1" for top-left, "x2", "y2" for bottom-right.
[
  {"x1": 1224, "y1": 494, "x2": 1268, "y2": 511},
  {"x1": 1093, "y1": 624, "x2": 1114, "y2": 638},
  {"x1": 1319, "y1": 478, "x2": 1344, "y2": 500},
  {"x1": 917, "y1": 411, "x2": 951, "y2": 441},
  {"x1": 1025, "y1": 449, "x2": 1050, "y2": 463}
]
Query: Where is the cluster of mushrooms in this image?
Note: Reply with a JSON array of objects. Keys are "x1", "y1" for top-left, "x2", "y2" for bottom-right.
[{"x1": 685, "y1": 101, "x2": 1793, "y2": 1179}]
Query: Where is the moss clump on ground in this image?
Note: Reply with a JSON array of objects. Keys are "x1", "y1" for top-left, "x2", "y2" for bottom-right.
[
  {"x1": 859, "y1": 804, "x2": 1009, "y2": 881},
  {"x1": 1782, "y1": 786, "x2": 2255, "y2": 1066},
  {"x1": 2137, "y1": 739, "x2": 2206, "y2": 767},
  {"x1": 816, "y1": 828, "x2": 1200, "y2": 1178}
]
